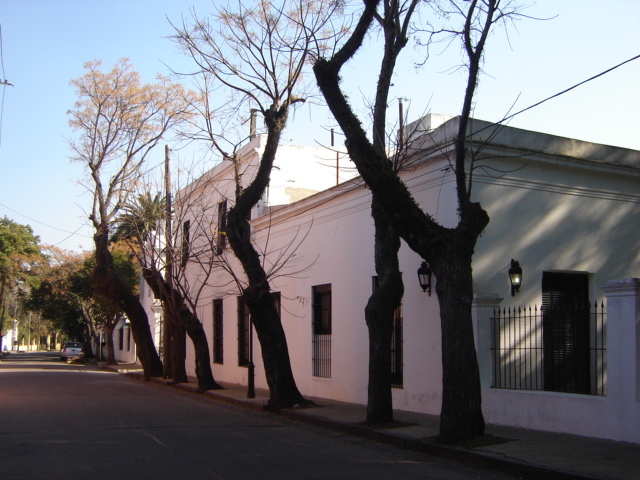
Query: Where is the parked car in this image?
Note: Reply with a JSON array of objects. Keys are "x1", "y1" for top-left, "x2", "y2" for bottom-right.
[{"x1": 60, "y1": 342, "x2": 85, "y2": 362}]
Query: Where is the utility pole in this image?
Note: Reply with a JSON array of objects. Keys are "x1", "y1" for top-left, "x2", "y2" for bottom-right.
[
  {"x1": 163, "y1": 145, "x2": 173, "y2": 378},
  {"x1": 398, "y1": 98, "x2": 405, "y2": 152}
]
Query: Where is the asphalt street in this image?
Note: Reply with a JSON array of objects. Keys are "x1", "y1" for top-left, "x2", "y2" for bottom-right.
[{"x1": 0, "y1": 351, "x2": 520, "y2": 480}]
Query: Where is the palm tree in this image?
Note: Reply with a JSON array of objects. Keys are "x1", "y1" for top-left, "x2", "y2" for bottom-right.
[
  {"x1": 113, "y1": 192, "x2": 221, "y2": 391},
  {"x1": 112, "y1": 192, "x2": 167, "y2": 245}
]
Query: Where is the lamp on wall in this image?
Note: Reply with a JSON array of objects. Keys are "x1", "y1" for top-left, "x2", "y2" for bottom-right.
[
  {"x1": 417, "y1": 261, "x2": 433, "y2": 296},
  {"x1": 508, "y1": 259, "x2": 523, "y2": 296}
]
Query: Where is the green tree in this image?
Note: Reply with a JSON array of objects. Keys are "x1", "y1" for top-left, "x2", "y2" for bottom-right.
[
  {"x1": 0, "y1": 217, "x2": 43, "y2": 351},
  {"x1": 26, "y1": 250, "x2": 87, "y2": 343},
  {"x1": 26, "y1": 248, "x2": 133, "y2": 362}
]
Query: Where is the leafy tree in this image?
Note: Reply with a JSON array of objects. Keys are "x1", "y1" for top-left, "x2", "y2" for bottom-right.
[
  {"x1": 26, "y1": 248, "x2": 133, "y2": 362},
  {"x1": 79, "y1": 247, "x2": 140, "y2": 364},
  {"x1": 0, "y1": 217, "x2": 43, "y2": 351},
  {"x1": 314, "y1": 0, "x2": 525, "y2": 442},
  {"x1": 68, "y1": 59, "x2": 194, "y2": 378},
  {"x1": 27, "y1": 250, "x2": 87, "y2": 343}
]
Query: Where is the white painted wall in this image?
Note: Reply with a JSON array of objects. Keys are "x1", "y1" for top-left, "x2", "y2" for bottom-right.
[
  {"x1": 170, "y1": 115, "x2": 640, "y2": 442},
  {"x1": 112, "y1": 316, "x2": 136, "y2": 364}
]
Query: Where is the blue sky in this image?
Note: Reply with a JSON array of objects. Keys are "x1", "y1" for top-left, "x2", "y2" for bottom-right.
[{"x1": 0, "y1": 0, "x2": 638, "y2": 252}]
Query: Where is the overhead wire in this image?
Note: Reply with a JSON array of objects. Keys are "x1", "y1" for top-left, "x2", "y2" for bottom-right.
[
  {"x1": 0, "y1": 21, "x2": 7, "y2": 148},
  {"x1": 472, "y1": 54, "x2": 640, "y2": 137},
  {"x1": 1, "y1": 52, "x2": 637, "y2": 248},
  {"x1": 0, "y1": 201, "x2": 92, "y2": 238}
]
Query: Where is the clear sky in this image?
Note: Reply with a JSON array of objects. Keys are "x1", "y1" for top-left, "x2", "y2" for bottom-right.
[{"x1": 0, "y1": 0, "x2": 638, "y2": 252}]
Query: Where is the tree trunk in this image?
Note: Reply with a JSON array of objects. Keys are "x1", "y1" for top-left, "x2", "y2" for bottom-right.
[
  {"x1": 142, "y1": 268, "x2": 220, "y2": 391},
  {"x1": 245, "y1": 283, "x2": 307, "y2": 409},
  {"x1": 364, "y1": 194, "x2": 404, "y2": 424},
  {"x1": 180, "y1": 312, "x2": 221, "y2": 392},
  {"x1": 105, "y1": 321, "x2": 117, "y2": 365},
  {"x1": 83, "y1": 329, "x2": 95, "y2": 358},
  {"x1": 92, "y1": 231, "x2": 163, "y2": 379},
  {"x1": 432, "y1": 244, "x2": 485, "y2": 443},
  {"x1": 119, "y1": 291, "x2": 164, "y2": 379},
  {"x1": 162, "y1": 303, "x2": 174, "y2": 379},
  {"x1": 159, "y1": 301, "x2": 187, "y2": 384},
  {"x1": 171, "y1": 323, "x2": 188, "y2": 384},
  {"x1": 226, "y1": 207, "x2": 307, "y2": 410}
]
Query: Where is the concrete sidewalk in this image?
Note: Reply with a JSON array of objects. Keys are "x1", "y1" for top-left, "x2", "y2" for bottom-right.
[{"x1": 106, "y1": 363, "x2": 639, "y2": 480}]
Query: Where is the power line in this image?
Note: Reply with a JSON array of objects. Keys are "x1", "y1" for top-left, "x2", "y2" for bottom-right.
[
  {"x1": 0, "y1": 201, "x2": 92, "y2": 238},
  {"x1": 0, "y1": 21, "x2": 10, "y2": 149},
  {"x1": 0, "y1": 21, "x2": 6, "y2": 81},
  {"x1": 53, "y1": 221, "x2": 93, "y2": 247},
  {"x1": 495, "y1": 54, "x2": 640, "y2": 128}
]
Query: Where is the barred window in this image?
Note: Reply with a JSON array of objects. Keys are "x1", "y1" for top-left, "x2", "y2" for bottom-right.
[
  {"x1": 312, "y1": 284, "x2": 332, "y2": 378},
  {"x1": 181, "y1": 220, "x2": 190, "y2": 267},
  {"x1": 372, "y1": 276, "x2": 404, "y2": 388},
  {"x1": 237, "y1": 292, "x2": 280, "y2": 368},
  {"x1": 237, "y1": 297, "x2": 250, "y2": 367},
  {"x1": 542, "y1": 272, "x2": 591, "y2": 394},
  {"x1": 216, "y1": 200, "x2": 227, "y2": 256},
  {"x1": 213, "y1": 299, "x2": 224, "y2": 364}
]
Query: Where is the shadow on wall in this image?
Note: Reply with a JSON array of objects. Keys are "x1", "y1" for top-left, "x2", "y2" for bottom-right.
[{"x1": 472, "y1": 155, "x2": 639, "y2": 302}]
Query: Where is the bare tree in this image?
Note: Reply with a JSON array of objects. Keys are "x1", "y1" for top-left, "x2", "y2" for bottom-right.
[
  {"x1": 171, "y1": 0, "x2": 346, "y2": 408},
  {"x1": 314, "y1": 0, "x2": 526, "y2": 442},
  {"x1": 113, "y1": 185, "x2": 225, "y2": 391},
  {"x1": 68, "y1": 59, "x2": 194, "y2": 379},
  {"x1": 360, "y1": 0, "x2": 420, "y2": 426}
]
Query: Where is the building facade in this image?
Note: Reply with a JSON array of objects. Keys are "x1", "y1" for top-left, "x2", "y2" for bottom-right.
[{"x1": 150, "y1": 115, "x2": 640, "y2": 443}]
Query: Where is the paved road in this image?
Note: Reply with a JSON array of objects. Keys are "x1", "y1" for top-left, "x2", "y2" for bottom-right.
[{"x1": 0, "y1": 351, "x2": 518, "y2": 480}]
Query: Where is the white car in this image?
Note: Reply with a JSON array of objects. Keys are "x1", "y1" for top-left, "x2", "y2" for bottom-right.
[{"x1": 60, "y1": 342, "x2": 85, "y2": 362}]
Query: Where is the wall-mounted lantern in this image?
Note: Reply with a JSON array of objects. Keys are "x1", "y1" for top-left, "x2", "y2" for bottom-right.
[
  {"x1": 417, "y1": 262, "x2": 433, "y2": 296},
  {"x1": 508, "y1": 259, "x2": 523, "y2": 297}
]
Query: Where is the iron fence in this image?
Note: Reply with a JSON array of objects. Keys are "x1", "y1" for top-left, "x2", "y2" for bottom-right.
[{"x1": 491, "y1": 301, "x2": 606, "y2": 395}]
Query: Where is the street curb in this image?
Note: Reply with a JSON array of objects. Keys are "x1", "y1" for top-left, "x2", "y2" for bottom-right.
[
  {"x1": 277, "y1": 408, "x2": 601, "y2": 480},
  {"x1": 106, "y1": 366, "x2": 604, "y2": 480}
]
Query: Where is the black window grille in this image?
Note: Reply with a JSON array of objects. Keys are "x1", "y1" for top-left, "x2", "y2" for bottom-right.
[
  {"x1": 118, "y1": 327, "x2": 124, "y2": 350},
  {"x1": 237, "y1": 297, "x2": 250, "y2": 367},
  {"x1": 542, "y1": 272, "x2": 591, "y2": 394},
  {"x1": 216, "y1": 200, "x2": 227, "y2": 256},
  {"x1": 491, "y1": 296, "x2": 606, "y2": 395},
  {"x1": 372, "y1": 276, "x2": 404, "y2": 388},
  {"x1": 391, "y1": 302, "x2": 404, "y2": 388},
  {"x1": 213, "y1": 299, "x2": 224, "y2": 364},
  {"x1": 181, "y1": 220, "x2": 190, "y2": 267},
  {"x1": 312, "y1": 284, "x2": 332, "y2": 378}
]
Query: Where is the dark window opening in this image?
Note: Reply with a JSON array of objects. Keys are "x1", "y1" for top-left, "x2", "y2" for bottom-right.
[
  {"x1": 237, "y1": 293, "x2": 280, "y2": 368},
  {"x1": 213, "y1": 299, "x2": 224, "y2": 364},
  {"x1": 542, "y1": 272, "x2": 591, "y2": 394},
  {"x1": 216, "y1": 200, "x2": 227, "y2": 256},
  {"x1": 372, "y1": 276, "x2": 404, "y2": 388},
  {"x1": 181, "y1": 220, "x2": 190, "y2": 267},
  {"x1": 312, "y1": 284, "x2": 332, "y2": 378},
  {"x1": 237, "y1": 297, "x2": 250, "y2": 367}
]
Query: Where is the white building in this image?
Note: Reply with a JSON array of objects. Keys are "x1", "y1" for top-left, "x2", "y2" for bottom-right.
[
  {"x1": 162, "y1": 115, "x2": 640, "y2": 443},
  {"x1": 2, "y1": 319, "x2": 19, "y2": 351}
]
